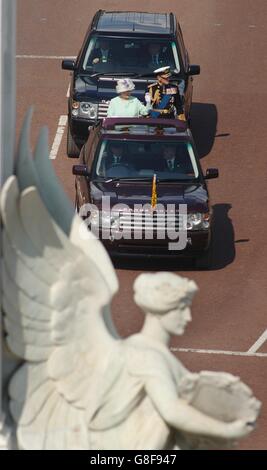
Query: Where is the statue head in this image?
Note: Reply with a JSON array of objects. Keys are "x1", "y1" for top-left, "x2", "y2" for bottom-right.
[{"x1": 133, "y1": 272, "x2": 198, "y2": 335}]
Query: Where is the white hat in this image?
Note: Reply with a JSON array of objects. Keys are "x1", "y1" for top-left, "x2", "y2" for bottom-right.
[
  {"x1": 116, "y1": 78, "x2": 135, "y2": 94},
  {"x1": 153, "y1": 66, "x2": 171, "y2": 77}
]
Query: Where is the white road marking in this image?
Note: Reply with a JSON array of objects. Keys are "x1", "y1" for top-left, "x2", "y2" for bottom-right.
[
  {"x1": 249, "y1": 25, "x2": 256, "y2": 28},
  {"x1": 16, "y1": 55, "x2": 76, "y2": 60},
  {"x1": 58, "y1": 115, "x2": 68, "y2": 126},
  {"x1": 171, "y1": 347, "x2": 267, "y2": 357},
  {"x1": 214, "y1": 23, "x2": 222, "y2": 26},
  {"x1": 66, "y1": 83, "x2": 70, "y2": 98},
  {"x1": 49, "y1": 115, "x2": 68, "y2": 160},
  {"x1": 247, "y1": 329, "x2": 267, "y2": 353}
]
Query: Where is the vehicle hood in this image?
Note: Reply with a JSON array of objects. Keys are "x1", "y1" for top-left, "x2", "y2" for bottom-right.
[
  {"x1": 74, "y1": 75, "x2": 184, "y2": 102},
  {"x1": 90, "y1": 181, "x2": 209, "y2": 212},
  {"x1": 74, "y1": 75, "x2": 153, "y2": 101}
]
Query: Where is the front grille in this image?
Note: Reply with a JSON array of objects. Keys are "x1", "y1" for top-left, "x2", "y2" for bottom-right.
[
  {"x1": 98, "y1": 101, "x2": 110, "y2": 119},
  {"x1": 119, "y1": 211, "x2": 183, "y2": 233}
]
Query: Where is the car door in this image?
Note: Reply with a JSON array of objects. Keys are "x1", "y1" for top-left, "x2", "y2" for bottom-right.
[
  {"x1": 76, "y1": 127, "x2": 100, "y2": 209},
  {"x1": 177, "y1": 24, "x2": 193, "y2": 118}
]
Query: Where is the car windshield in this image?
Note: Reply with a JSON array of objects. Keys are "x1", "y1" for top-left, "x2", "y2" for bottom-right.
[
  {"x1": 94, "y1": 139, "x2": 199, "y2": 181},
  {"x1": 82, "y1": 36, "x2": 180, "y2": 74}
]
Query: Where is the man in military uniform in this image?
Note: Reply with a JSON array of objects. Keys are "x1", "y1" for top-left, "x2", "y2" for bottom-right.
[{"x1": 146, "y1": 66, "x2": 186, "y2": 120}]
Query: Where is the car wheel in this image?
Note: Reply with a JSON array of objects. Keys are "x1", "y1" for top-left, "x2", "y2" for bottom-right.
[
  {"x1": 194, "y1": 239, "x2": 214, "y2": 270},
  {"x1": 67, "y1": 123, "x2": 80, "y2": 158},
  {"x1": 195, "y1": 252, "x2": 211, "y2": 270}
]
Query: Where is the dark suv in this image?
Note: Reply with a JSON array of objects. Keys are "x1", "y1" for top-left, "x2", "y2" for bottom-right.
[
  {"x1": 62, "y1": 10, "x2": 200, "y2": 157},
  {"x1": 72, "y1": 118, "x2": 218, "y2": 268}
]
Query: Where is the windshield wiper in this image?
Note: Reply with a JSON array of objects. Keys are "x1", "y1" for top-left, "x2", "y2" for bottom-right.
[
  {"x1": 104, "y1": 177, "x2": 152, "y2": 183},
  {"x1": 157, "y1": 178, "x2": 198, "y2": 183},
  {"x1": 81, "y1": 70, "x2": 180, "y2": 79},
  {"x1": 128, "y1": 72, "x2": 180, "y2": 79},
  {"x1": 90, "y1": 72, "x2": 125, "y2": 78},
  {"x1": 125, "y1": 73, "x2": 155, "y2": 79},
  {"x1": 84, "y1": 72, "x2": 157, "y2": 79},
  {"x1": 79, "y1": 72, "x2": 129, "y2": 79},
  {"x1": 103, "y1": 176, "x2": 197, "y2": 183}
]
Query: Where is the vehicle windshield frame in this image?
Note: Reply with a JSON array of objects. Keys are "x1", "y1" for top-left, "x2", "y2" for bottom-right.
[
  {"x1": 79, "y1": 34, "x2": 183, "y2": 76},
  {"x1": 91, "y1": 137, "x2": 201, "y2": 182}
]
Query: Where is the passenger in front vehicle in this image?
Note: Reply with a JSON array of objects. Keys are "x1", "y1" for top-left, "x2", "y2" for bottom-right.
[{"x1": 107, "y1": 79, "x2": 151, "y2": 117}]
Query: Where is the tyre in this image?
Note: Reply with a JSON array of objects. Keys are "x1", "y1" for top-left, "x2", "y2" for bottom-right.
[
  {"x1": 194, "y1": 232, "x2": 214, "y2": 270},
  {"x1": 67, "y1": 123, "x2": 80, "y2": 158},
  {"x1": 194, "y1": 242, "x2": 214, "y2": 270}
]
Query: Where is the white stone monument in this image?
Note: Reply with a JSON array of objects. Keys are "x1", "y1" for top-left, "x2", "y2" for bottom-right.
[{"x1": 0, "y1": 0, "x2": 261, "y2": 450}]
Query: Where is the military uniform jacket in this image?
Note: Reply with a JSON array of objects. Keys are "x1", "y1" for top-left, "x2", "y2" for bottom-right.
[{"x1": 147, "y1": 81, "x2": 184, "y2": 118}]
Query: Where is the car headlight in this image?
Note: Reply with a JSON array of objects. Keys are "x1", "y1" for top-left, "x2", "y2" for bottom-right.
[
  {"x1": 71, "y1": 101, "x2": 98, "y2": 119},
  {"x1": 80, "y1": 102, "x2": 98, "y2": 118},
  {"x1": 187, "y1": 212, "x2": 210, "y2": 231},
  {"x1": 89, "y1": 208, "x2": 99, "y2": 227},
  {"x1": 101, "y1": 211, "x2": 120, "y2": 230},
  {"x1": 87, "y1": 210, "x2": 120, "y2": 230}
]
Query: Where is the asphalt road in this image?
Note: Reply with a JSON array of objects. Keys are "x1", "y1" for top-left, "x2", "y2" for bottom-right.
[{"x1": 16, "y1": 0, "x2": 267, "y2": 449}]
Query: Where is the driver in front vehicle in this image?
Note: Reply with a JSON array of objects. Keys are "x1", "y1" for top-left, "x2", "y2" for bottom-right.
[
  {"x1": 101, "y1": 143, "x2": 130, "y2": 173},
  {"x1": 90, "y1": 39, "x2": 112, "y2": 65},
  {"x1": 108, "y1": 143, "x2": 124, "y2": 166}
]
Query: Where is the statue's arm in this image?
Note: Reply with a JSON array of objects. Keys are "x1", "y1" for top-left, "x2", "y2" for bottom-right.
[{"x1": 145, "y1": 378, "x2": 250, "y2": 440}]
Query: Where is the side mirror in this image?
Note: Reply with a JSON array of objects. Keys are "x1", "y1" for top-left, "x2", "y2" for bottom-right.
[
  {"x1": 62, "y1": 59, "x2": 76, "y2": 71},
  {"x1": 205, "y1": 168, "x2": 219, "y2": 180},
  {"x1": 72, "y1": 165, "x2": 90, "y2": 177},
  {"x1": 187, "y1": 65, "x2": 200, "y2": 76}
]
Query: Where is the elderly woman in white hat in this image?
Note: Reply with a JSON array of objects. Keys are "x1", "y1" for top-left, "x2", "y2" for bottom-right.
[{"x1": 107, "y1": 78, "x2": 151, "y2": 117}]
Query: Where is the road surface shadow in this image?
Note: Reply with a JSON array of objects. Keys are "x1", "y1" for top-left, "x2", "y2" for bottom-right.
[
  {"x1": 113, "y1": 203, "x2": 236, "y2": 272},
  {"x1": 190, "y1": 102, "x2": 218, "y2": 159},
  {"x1": 211, "y1": 203, "x2": 236, "y2": 269}
]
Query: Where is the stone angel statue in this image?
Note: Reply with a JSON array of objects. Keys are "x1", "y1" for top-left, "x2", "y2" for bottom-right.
[{"x1": 1, "y1": 111, "x2": 261, "y2": 450}]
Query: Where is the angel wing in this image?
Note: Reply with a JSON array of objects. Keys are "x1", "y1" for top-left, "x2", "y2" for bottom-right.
[
  {"x1": 15, "y1": 108, "x2": 118, "y2": 296},
  {"x1": 1, "y1": 110, "x2": 120, "y2": 449}
]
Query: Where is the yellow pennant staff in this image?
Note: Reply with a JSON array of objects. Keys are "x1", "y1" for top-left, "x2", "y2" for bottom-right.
[{"x1": 151, "y1": 173, "x2": 157, "y2": 210}]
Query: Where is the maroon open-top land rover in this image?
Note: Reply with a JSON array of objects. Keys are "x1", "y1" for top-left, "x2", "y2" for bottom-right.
[{"x1": 73, "y1": 118, "x2": 218, "y2": 268}]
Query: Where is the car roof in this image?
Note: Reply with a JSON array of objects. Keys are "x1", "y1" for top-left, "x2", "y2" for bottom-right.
[
  {"x1": 93, "y1": 11, "x2": 175, "y2": 35},
  {"x1": 101, "y1": 118, "x2": 190, "y2": 139}
]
